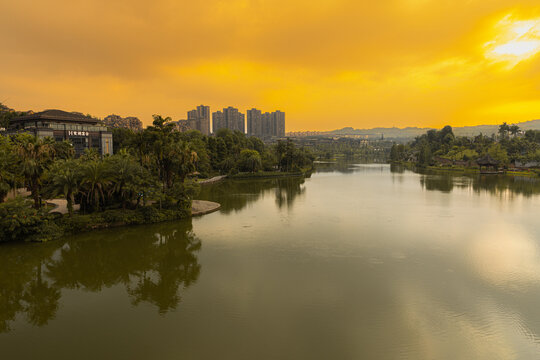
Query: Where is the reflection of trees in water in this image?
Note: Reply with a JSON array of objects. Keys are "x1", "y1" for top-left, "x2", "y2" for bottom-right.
[
  {"x1": 0, "y1": 242, "x2": 59, "y2": 333},
  {"x1": 126, "y1": 228, "x2": 201, "y2": 314},
  {"x1": 315, "y1": 162, "x2": 389, "y2": 175},
  {"x1": 274, "y1": 178, "x2": 306, "y2": 209},
  {"x1": 314, "y1": 162, "x2": 356, "y2": 174},
  {"x1": 390, "y1": 164, "x2": 405, "y2": 174},
  {"x1": 471, "y1": 175, "x2": 540, "y2": 198},
  {"x1": 22, "y1": 261, "x2": 61, "y2": 327},
  {"x1": 420, "y1": 175, "x2": 454, "y2": 193},
  {"x1": 416, "y1": 170, "x2": 540, "y2": 197},
  {"x1": 390, "y1": 164, "x2": 406, "y2": 184},
  {"x1": 0, "y1": 221, "x2": 201, "y2": 332},
  {"x1": 198, "y1": 177, "x2": 306, "y2": 213}
]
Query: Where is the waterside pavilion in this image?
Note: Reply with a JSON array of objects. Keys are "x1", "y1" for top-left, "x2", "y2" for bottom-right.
[{"x1": 476, "y1": 154, "x2": 500, "y2": 174}]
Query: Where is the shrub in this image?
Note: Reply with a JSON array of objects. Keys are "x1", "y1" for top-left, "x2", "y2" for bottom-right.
[{"x1": 0, "y1": 197, "x2": 62, "y2": 242}]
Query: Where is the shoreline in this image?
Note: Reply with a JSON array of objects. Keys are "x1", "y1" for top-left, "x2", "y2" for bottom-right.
[
  {"x1": 191, "y1": 200, "x2": 221, "y2": 216},
  {"x1": 391, "y1": 162, "x2": 540, "y2": 177},
  {"x1": 198, "y1": 175, "x2": 228, "y2": 185},
  {"x1": 230, "y1": 169, "x2": 313, "y2": 180}
]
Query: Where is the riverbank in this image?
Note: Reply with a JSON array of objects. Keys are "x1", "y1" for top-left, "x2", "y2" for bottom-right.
[
  {"x1": 230, "y1": 168, "x2": 313, "y2": 180},
  {"x1": 1, "y1": 197, "x2": 223, "y2": 243},
  {"x1": 3, "y1": 169, "x2": 314, "y2": 243},
  {"x1": 198, "y1": 175, "x2": 228, "y2": 185},
  {"x1": 391, "y1": 162, "x2": 540, "y2": 177}
]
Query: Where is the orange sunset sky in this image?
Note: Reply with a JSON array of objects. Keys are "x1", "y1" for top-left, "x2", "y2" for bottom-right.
[{"x1": 1, "y1": 0, "x2": 539, "y2": 131}]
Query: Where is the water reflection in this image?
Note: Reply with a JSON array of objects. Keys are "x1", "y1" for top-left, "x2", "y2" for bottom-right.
[
  {"x1": 197, "y1": 177, "x2": 306, "y2": 212},
  {"x1": 0, "y1": 221, "x2": 200, "y2": 332},
  {"x1": 468, "y1": 223, "x2": 540, "y2": 289},
  {"x1": 314, "y1": 161, "x2": 356, "y2": 174},
  {"x1": 388, "y1": 166, "x2": 540, "y2": 197},
  {"x1": 420, "y1": 175, "x2": 454, "y2": 193},
  {"x1": 315, "y1": 161, "x2": 388, "y2": 174}
]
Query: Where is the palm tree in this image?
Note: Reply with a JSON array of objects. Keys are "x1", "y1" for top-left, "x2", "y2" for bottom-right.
[
  {"x1": 0, "y1": 138, "x2": 17, "y2": 202},
  {"x1": 109, "y1": 155, "x2": 144, "y2": 209},
  {"x1": 47, "y1": 160, "x2": 81, "y2": 216},
  {"x1": 14, "y1": 135, "x2": 55, "y2": 208},
  {"x1": 498, "y1": 122, "x2": 510, "y2": 139},
  {"x1": 175, "y1": 141, "x2": 198, "y2": 183},
  {"x1": 509, "y1": 124, "x2": 520, "y2": 137},
  {"x1": 130, "y1": 131, "x2": 151, "y2": 166},
  {"x1": 80, "y1": 160, "x2": 112, "y2": 212},
  {"x1": 52, "y1": 140, "x2": 75, "y2": 160}
]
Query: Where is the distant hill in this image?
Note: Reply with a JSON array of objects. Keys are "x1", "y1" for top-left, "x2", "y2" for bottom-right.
[
  {"x1": 327, "y1": 119, "x2": 540, "y2": 139},
  {"x1": 103, "y1": 114, "x2": 143, "y2": 131}
]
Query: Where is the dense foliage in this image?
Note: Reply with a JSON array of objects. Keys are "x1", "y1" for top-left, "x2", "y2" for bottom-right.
[
  {"x1": 389, "y1": 124, "x2": 540, "y2": 168},
  {"x1": 0, "y1": 103, "x2": 30, "y2": 129},
  {"x1": 0, "y1": 114, "x2": 313, "y2": 242}
]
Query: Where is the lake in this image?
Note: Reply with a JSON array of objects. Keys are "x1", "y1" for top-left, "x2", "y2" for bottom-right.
[{"x1": 2, "y1": 164, "x2": 540, "y2": 359}]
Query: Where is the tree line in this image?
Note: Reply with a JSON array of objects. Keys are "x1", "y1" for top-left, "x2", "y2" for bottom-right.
[
  {"x1": 389, "y1": 124, "x2": 540, "y2": 168},
  {"x1": 0, "y1": 115, "x2": 313, "y2": 242}
]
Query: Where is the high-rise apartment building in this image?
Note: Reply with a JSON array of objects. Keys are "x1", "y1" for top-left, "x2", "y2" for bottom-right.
[
  {"x1": 273, "y1": 110, "x2": 285, "y2": 137},
  {"x1": 212, "y1": 111, "x2": 225, "y2": 132},
  {"x1": 213, "y1": 107, "x2": 245, "y2": 133},
  {"x1": 186, "y1": 105, "x2": 210, "y2": 135},
  {"x1": 247, "y1": 108, "x2": 262, "y2": 137},
  {"x1": 262, "y1": 112, "x2": 272, "y2": 138},
  {"x1": 249, "y1": 109, "x2": 285, "y2": 138},
  {"x1": 182, "y1": 105, "x2": 283, "y2": 137}
]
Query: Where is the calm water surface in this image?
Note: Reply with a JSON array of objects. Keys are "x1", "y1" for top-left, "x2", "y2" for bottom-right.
[{"x1": 2, "y1": 164, "x2": 540, "y2": 359}]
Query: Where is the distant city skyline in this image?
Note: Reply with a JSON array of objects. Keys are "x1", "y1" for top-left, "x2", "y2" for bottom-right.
[{"x1": 175, "y1": 105, "x2": 286, "y2": 137}]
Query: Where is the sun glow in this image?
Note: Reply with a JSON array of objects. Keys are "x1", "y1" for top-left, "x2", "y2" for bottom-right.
[{"x1": 485, "y1": 15, "x2": 540, "y2": 67}]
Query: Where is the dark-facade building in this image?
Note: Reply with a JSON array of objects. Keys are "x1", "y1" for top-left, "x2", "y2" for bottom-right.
[{"x1": 8, "y1": 110, "x2": 113, "y2": 156}]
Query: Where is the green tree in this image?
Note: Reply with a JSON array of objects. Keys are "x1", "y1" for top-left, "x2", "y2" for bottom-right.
[
  {"x1": 417, "y1": 143, "x2": 432, "y2": 167},
  {"x1": 486, "y1": 143, "x2": 509, "y2": 165},
  {"x1": 14, "y1": 135, "x2": 55, "y2": 208},
  {"x1": 52, "y1": 140, "x2": 75, "y2": 160},
  {"x1": 108, "y1": 153, "x2": 151, "y2": 209},
  {"x1": 80, "y1": 160, "x2": 113, "y2": 212},
  {"x1": 46, "y1": 159, "x2": 81, "y2": 216},
  {"x1": 238, "y1": 149, "x2": 262, "y2": 173},
  {"x1": 0, "y1": 137, "x2": 18, "y2": 202},
  {"x1": 509, "y1": 124, "x2": 520, "y2": 137},
  {"x1": 498, "y1": 122, "x2": 510, "y2": 138},
  {"x1": 111, "y1": 128, "x2": 136, "y2": 154}
]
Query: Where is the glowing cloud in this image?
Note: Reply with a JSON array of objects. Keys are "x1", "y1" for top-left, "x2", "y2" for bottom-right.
[
  {"x1": 1, "y1": 1, "x2": 539, "y2": 130},
  {"x1": 485, "y1": 15, "x2": 540, "y2": 67}
]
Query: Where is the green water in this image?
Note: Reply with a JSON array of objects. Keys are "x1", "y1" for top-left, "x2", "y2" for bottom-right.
[{"x1": 2, "y1": 164, "x2": 540, "y2": 359}]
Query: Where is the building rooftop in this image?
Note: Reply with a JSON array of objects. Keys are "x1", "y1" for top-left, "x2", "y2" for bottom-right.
[{"x1": 11, "y1": 109, "x2": 101, "y2": 125}]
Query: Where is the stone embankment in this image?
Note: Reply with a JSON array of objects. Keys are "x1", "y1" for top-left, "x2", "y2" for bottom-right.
[
  {"x1": 198, "y1": 175, "x2": 227, "y2": 185},
  {"x1": 191, "y1": 200, "x2": 221, "y2": 216}
]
